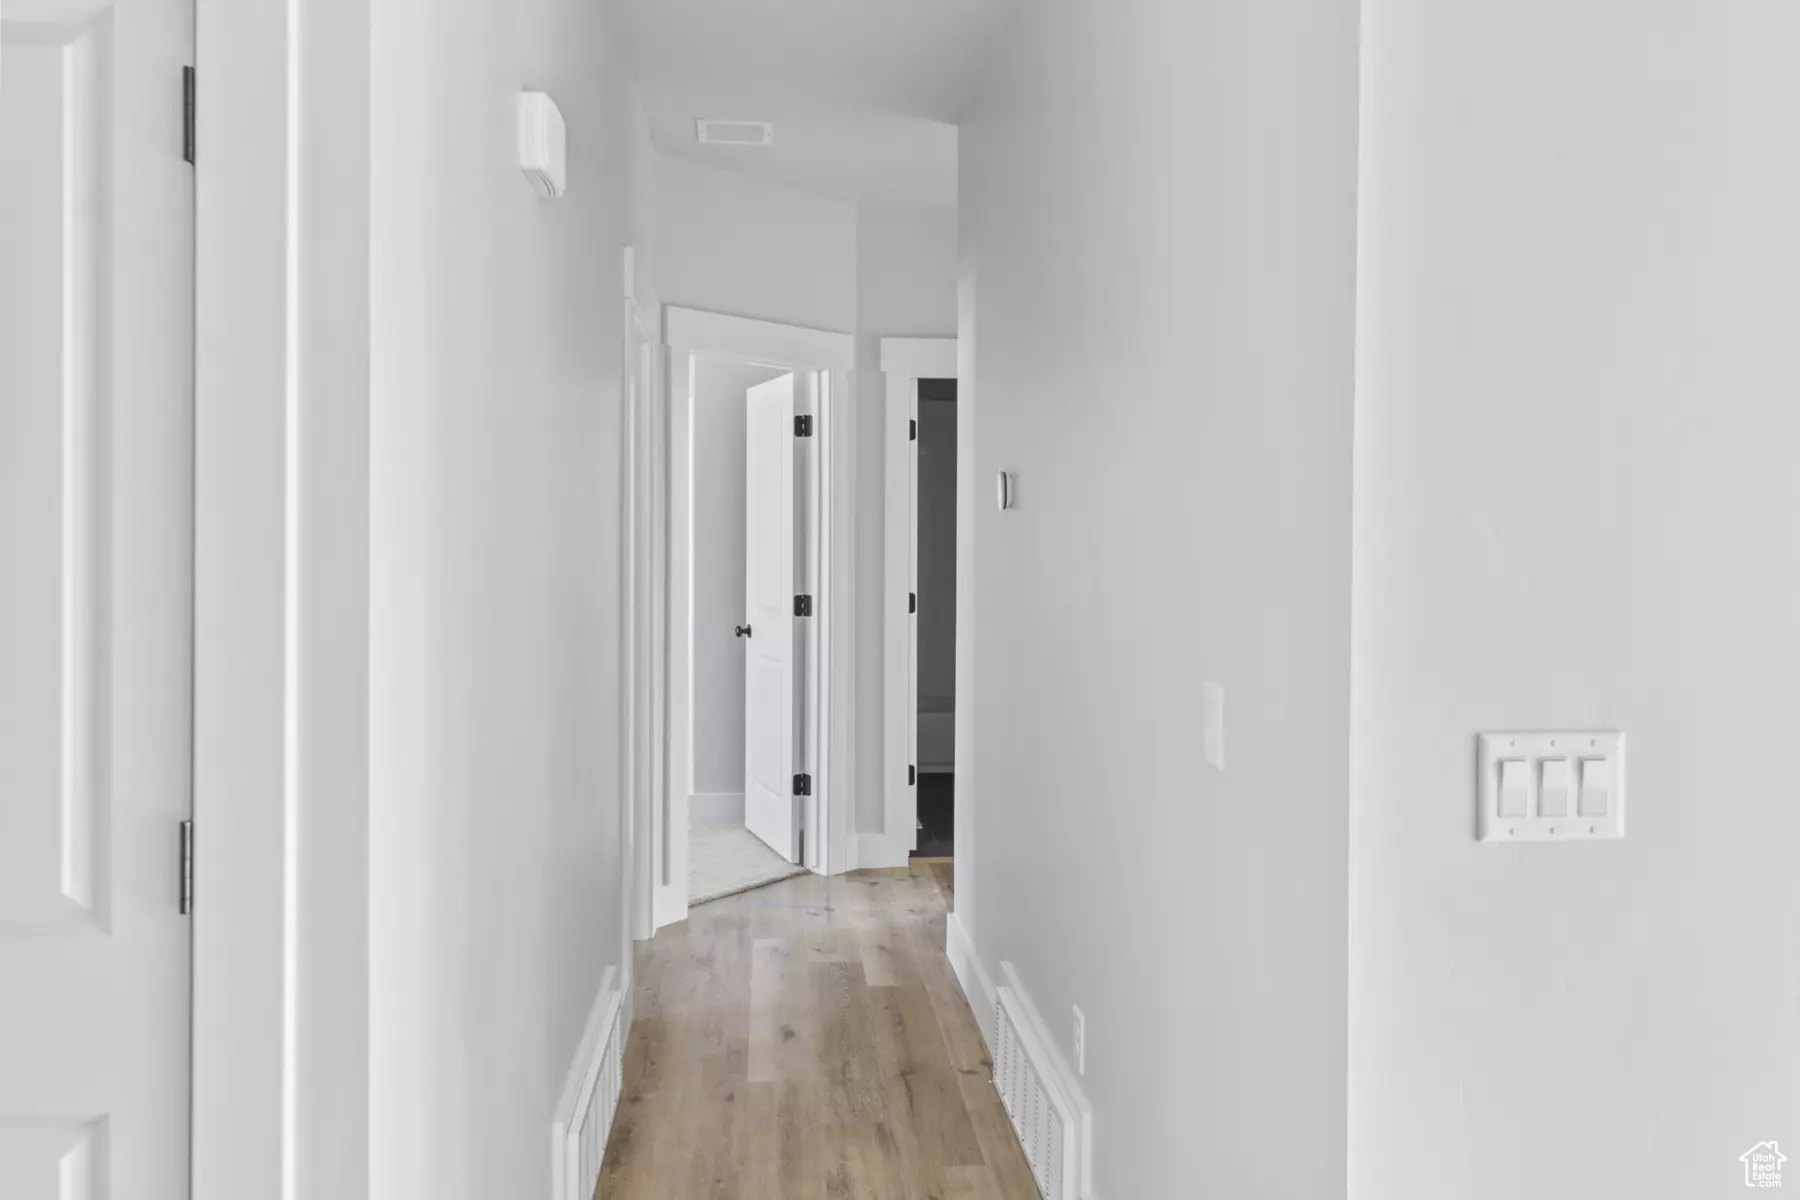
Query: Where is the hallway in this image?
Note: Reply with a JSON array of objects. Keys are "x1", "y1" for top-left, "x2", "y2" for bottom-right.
[{"x1": 601, "y1": 863, "x2": 1036, "y2": 1199}]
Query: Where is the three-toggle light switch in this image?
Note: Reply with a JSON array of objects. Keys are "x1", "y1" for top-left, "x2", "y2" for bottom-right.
[{"x1": 1479, "y1": 732, "x2": 1625, "y2": 841}]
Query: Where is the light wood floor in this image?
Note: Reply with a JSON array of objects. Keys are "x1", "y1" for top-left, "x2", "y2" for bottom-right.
[{"x1": 599, "y1": 859, "x2": 1040, "y2": 1200}]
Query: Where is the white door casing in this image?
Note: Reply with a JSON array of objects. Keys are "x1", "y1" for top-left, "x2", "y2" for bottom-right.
[
  {"x1": 654, "y1": 347, "x2": 687, "y2": 929},
  {"x1": 622, "y1": 249, "x2": 659, "y2": 943},
  {"x1": 742, "y1": 374, "x2": 799, "y2": 863},
  {"x1": 879, "y1": 338, "x2": 957, "y2": 870},
  {"x1": 0, "y1": 0, "x2": 194, "y2": 1195}
]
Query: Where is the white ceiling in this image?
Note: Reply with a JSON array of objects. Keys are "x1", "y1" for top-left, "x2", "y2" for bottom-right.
[{"x1": 624, "y1": 0, "x2": 1019, "y2": 209}]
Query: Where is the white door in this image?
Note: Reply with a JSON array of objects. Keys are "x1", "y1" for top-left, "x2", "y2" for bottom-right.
[
  {"x1": 742, "y1": 374, "x2": 799, "y2": 862},
  {"x1": 0, "y1": 0, "x2": 194, "y2": 1195}
]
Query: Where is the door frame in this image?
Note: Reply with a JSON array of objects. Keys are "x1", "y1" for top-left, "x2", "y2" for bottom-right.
[
  {"x1": 621, "y1": 248, "x2": 661, "y2": 945},
  {"x1": 876, "y1": 338, "x2": 959, "y2": 869},
  {"x1": 193, "y1": 0, "x2": 373, "y2": 1194},
  {"x1": 653, "y1": 307, "x2": 857, "y2": 929}
]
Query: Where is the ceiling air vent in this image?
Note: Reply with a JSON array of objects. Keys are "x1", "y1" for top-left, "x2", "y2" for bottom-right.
[{"x1": 696, "y1": 119, "x2": 774, "y2": 146}]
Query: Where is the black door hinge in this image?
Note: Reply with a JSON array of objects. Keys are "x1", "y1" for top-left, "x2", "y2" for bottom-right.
[
  {"x1": 908, "y1": 592, "x2": 917, "y2": 614},
  {"x1": 794, "y1": 773, "x2": 812, "y2": 796},
  {"x1": 908, "y1": 765, "x2": 916, "y2": 786},
  {"x1": 909, "y1": 419, "x2": 917, "y2": 441},
  {"x1": 179, "y1": 820, "x2": 194, "y2": 914},
  {"x1": 795, "y1": 414, "x2": 813, "y2": 437},
  {"x1": 793, "y1": 594, "x2": 813, "y2": 617},
  {"x1": 182, "y1": 67, "x2": 196, "y2": 165}
]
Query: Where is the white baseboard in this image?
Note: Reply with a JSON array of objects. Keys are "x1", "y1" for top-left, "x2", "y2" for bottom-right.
[
  {"x1": 945, "y1": 911, "x2": 995, "y2": 1051},
  {"x1": 551, "y1": 965, "x2": 627, "y2": 1200},
  {"x1": 690, "y1": 791, "x2": 744, "y2": 824}
]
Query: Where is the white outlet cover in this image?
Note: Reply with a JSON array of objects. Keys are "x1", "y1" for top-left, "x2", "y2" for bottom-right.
[{"x1": 1478, "y1": 731, "x2": 1625, "y2": 842}]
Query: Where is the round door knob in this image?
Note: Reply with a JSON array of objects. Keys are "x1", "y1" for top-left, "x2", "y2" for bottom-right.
[{"x1": 735, "y1": 624, "x2": 752, "y2": 638}]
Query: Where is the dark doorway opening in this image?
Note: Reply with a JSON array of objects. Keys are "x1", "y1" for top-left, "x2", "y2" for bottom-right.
[{"x1": 912, "y1": 377, "x2": 956, "y2": 858}]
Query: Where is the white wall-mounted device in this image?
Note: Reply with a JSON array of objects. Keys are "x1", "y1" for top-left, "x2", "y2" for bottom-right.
[
  {"x1": 1203, "y1": 683, "x2": 1226, "y2": 770},
  {"x1": 517, "y1": 91, "x2": 567, "y2": 198}
]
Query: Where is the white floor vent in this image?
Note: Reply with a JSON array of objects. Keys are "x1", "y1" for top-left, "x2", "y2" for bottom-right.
[
  {"x1": 552, "y1": 967, "x2": 627, "y2": 1200},
  {"x1": 992, "y1": 963, "x2": 1092, "y2": 1200}
]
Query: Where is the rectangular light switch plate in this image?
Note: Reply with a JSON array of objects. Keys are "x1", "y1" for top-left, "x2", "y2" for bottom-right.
[
  {"x1": 1478, "y1": 731, "x2": 1625, "y2": 842},
  {"x1": 1072, "y1": 1005, "x2": 1086, "y2": 1076},
  {"x1": 1203, "y1": 682, "x2": 1225, "y2": 770}
]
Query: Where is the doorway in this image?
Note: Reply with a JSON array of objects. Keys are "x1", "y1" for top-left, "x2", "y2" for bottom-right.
[
  {"x1": 912, "y1": 379, "x2": 957, "y2": 857},
  {"x1": 879, "y1": 338, "x2": 959, "y2": 868},
  {"x1": 689, "y1": 361, "x2": 815, "y2": 903},
  {"x1": 651, "y1": 308, "x2": 857, "y2": 930}
]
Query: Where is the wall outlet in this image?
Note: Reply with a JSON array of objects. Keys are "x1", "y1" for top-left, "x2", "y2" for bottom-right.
[
  {"x1": 1203, "y1": 682, "x2": 1225, "y2": 770},
  {"x1": 1072, "y1": 1004, "x2": 1086, "y2": 1076}
]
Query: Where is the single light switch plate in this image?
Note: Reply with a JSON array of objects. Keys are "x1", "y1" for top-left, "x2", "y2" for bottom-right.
[
  {"x1": 1072, "y1": 1005, "x2": 1086, "y2": 1076},
  {"x1": 1478, "y1": 731, "x2": 1624, "y2": 842},
  {"x1": 1203, "y1": 682, "x2": 1225, "y2": 770}
]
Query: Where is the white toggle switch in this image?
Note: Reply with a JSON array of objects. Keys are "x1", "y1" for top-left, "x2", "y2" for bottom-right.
[
  {"x1": 1539, "y1": 759, "x2": 1572, "y2": 817},
  {"x1": 1578, "y1": 758, "x2": 1611, "y2": 817},
  {"x1": 1498, "y1": 759, "x2": 1530, "y2": 818}
]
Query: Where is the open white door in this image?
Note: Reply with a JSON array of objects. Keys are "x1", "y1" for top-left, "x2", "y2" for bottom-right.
[
  {"x1": 1, "y1": 0, "x2": 194, "y2": 1194},
  {"x1": 742, "y1": 374, "x2": 800, "y2": 863}
]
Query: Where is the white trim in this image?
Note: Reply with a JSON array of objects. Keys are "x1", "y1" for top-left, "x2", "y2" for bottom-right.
[
  {"x1": 622, "y1": 248, "x2": 659, "y2": 946},
  {"x1": 654, "y1": 308, "x2": 858, "y2": 930},
  {"x1": 667, "y1": 306, "x2": 856, "y2": 372},
  {"x1": 945, "y1": 912, "x2": 995, "y2": 1051},
  {"x1": 818, "y1": 367, "x2": 856, "y2": 876},
  {"x1": 550, "y1": 965, "x2": 626, "y2": 1200},
  {"x1": 657, "y1": 348, "x2": 694, "y2": 928},
  {"x1": 193, "y1": 1, "x2": 306, "y2": 1194},
  {"x1": 880, "y1": 336, "x2": 958, "y2": 380},
  {"x1": 690, "y1": 791, "x2": 746, "y2": 824},
  {"x1": 874, "y1": 338, "x2": 957, "y2": 869},
  {"x1": 196, "y1": 4, "x2": 377, "y2": 1194}
]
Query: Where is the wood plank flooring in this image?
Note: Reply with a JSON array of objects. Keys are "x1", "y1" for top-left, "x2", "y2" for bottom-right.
[{"x1": 599, "y1": 859, "x2": 1039, "y2": 1200}]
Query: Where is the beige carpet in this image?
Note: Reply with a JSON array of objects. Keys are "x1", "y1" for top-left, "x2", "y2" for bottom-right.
[{"x1": 689, "y1": 822, "x2": 806, "y2": 906}]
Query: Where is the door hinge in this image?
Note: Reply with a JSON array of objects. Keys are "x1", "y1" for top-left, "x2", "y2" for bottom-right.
[
  {"x1": 182, "y1": 67, "x2": 196, "y2": 165},
  {"x1": 795, "y1": 414, "x2": 814, "y2": 438},
  {"x1": 179, "y1": 820, "x2": 194, "y2": 914},
  {"x1": 909, "y1": 765, "x2": 916, "y2": 786},
  {"x1": 794, "y1": 594, "x2": 813, "y2": 617},
  {"x1": 794, "y1": 773, "x2": 812, "y2": 796},
  {"x1": 909, "y1": 419, "x2": 917, "y2": 441},
  {"x1": 908, "y1": 592, "x2": 917, "y2": 614}
]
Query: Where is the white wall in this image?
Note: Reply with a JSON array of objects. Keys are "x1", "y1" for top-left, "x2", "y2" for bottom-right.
[
  {"x1": 957, "y1": 1, "x2": 1359, "y2": 1195},
  {"x1": 857, "y1": 202, "x2": 958, "y2": 337},
  {"x1": 368, "y1": 0, "x2": 645, "y2": 1196},
  {"x1": 692, "y1": 358, "x2": 788, "y2": 800},
  {"x1": 654, "y1": 155, "x2": 858, "y2": 332},
  {"x1": 1351, "y1": 4, "x2": 1800, "y2": 1197}
]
